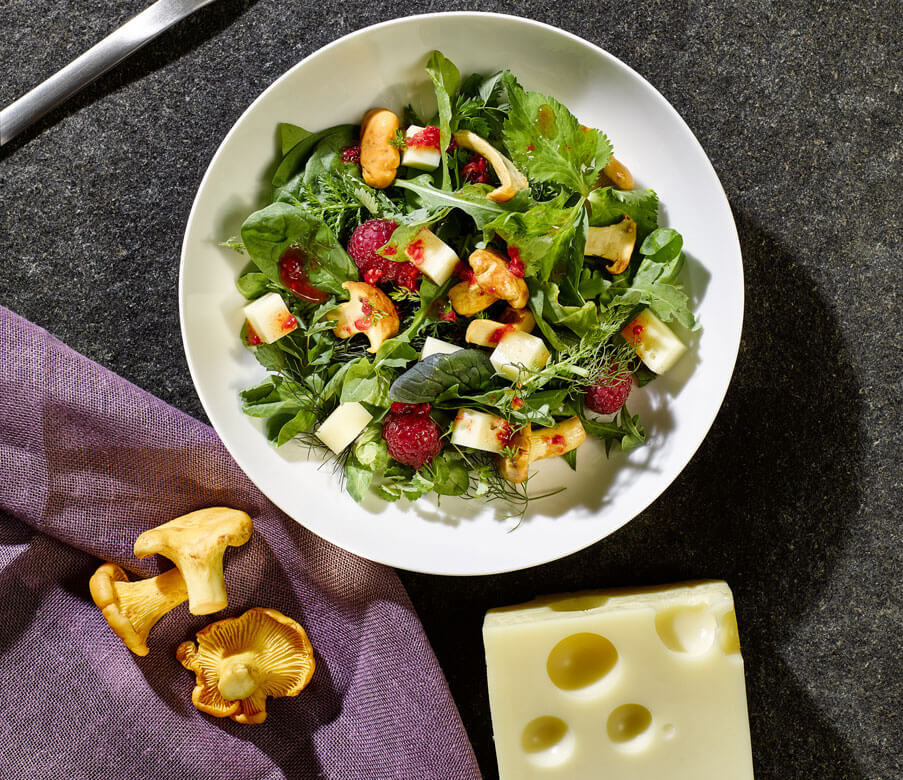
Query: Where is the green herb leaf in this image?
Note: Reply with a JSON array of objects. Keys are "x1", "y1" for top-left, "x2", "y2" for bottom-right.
[
  {"x1": 588, "y1": 187, "x2": 659, "y2": 243},
  {"x1": 389, "y1": 350, "x2": 495, "y2": 403},
  {"x1": 484, "y1": 200, "x2": 587, "y2": 281},
  {"x1": 503, "y1": 84, "x2": 611, "y2": 196}
]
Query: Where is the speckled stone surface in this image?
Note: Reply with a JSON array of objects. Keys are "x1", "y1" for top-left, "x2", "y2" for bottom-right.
[{"x1": 1, "y1": 1, "x2": 900, "y2": 778}]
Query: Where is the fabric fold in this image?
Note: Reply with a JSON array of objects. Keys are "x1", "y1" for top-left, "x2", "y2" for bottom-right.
[{"x1": 0, "y1": 305, "x2": 481, "y2": 780}]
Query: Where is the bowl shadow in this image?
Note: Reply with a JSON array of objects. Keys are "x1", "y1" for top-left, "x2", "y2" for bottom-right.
[{"x1": 400, "y1": 214, "x2": 868, "y2": 779}]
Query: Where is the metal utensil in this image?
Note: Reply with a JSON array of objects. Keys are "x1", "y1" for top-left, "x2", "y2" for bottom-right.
[{"x1": 0, "y1": 0, "x2": 219, "y2": 146}]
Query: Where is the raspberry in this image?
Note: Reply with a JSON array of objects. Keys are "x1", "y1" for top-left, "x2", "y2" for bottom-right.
[
  {"x1": 341, "y1": 144, "x2": 361, "y2": 163},
  {"x1": 347, "y1": 219, "x2": 420, "y2": 289},
  {"x1": 462, "y1": 154, "x2": 491, "y2": 184},
  {"x1": 382, "y1": 404, "x2": 443, "y2": 469},
  {"x1": 585, "y1": 369, "x2": 634, "y2": 415}
]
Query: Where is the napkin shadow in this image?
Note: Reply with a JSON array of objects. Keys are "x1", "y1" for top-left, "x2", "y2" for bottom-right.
[
  {"x1": 0, "y1": 515, "x2": 96, "y2": 651},
  {"x1": 400, "y1": 215, "x2": 869, "y2": 778}
]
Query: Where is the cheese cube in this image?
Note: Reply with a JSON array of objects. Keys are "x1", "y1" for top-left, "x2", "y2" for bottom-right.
[
  {"x1": 621, "y1": 309, "x2": 687, "y2": 374},
  {"x1": 401, "y1": 124, "x2": 441, "y2": 171},
  {"x1": 404, "y1": 228, "x2": 460, "y2": 286},
  {"x1": 421, "y1": 336, "x2": 462, "y2": 359},
  {"x1": 315, "y1": 402, "x2": 373, "y2": 454},
  {"x1": 490, "y1": 331, "x2": 550, "y2": 381},
  {"x1": 450, "y1": 409, "x2": 511, "y2": 454},
  {"x1": 483, "y1": 581, "x2": 753, "y2": 780},
  {"x1": 243, "y1": 292, "x2": 297, "y2": 344}
]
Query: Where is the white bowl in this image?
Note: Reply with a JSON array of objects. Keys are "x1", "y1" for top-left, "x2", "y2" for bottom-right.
[{"x1": 180, "y1": 12, "x2": 743, "y2": 576}]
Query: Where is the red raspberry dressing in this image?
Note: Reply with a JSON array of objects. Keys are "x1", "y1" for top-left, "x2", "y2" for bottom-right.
[{"x1": 279, "y1": 247, "x2": 329, "y2": 303}]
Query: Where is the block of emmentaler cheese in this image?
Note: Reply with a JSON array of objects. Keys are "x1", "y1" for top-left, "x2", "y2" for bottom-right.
[{"x1": 482, "y1": 581, "x2": 753, "y2": 780}]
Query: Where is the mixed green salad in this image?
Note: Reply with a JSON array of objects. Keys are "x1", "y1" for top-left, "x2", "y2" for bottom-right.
[{"x1": 226, "y1": 51, "x2": 697, "y2": 515}]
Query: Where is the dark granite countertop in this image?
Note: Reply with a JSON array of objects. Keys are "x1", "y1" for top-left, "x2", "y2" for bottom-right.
[{"x1": 1, "y1": 1, "x2": 900, "y2": 777}]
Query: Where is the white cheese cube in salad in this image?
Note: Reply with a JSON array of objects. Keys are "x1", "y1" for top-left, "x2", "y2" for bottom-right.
[
  {"x1": 404, "y1": 228, "x2": 460, "y2": 286},
  {"x1": 243, "y1": 292, "x2": 298, "y2": 344},
  {"x1": 401, "y1": 125, "x2": 441, "y2": 171},
  {"x1": 621, "y1": 309, "x2": 687, "y2": 374},
  {"x1": 315, "y1": 402, "x2": 373, "y2": 454},
  {"x1": 450, "y1": 410, "x2": 512, "y2": 454},
  {"x1": 490, "y1": 331, "x2": 551, "y2": 382},
  {"x1": 421, "y1": 336, "x2": 463, "y2": 360}
]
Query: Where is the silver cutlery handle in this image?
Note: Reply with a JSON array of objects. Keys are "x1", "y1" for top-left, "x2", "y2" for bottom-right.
[{"x1": 0, "y1": 0, "x2": 215, "y2": 146}]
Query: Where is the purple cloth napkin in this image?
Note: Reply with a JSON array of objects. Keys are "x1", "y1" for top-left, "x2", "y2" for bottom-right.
[{"x1": 0, "y1": 306, "x2": 482, "y2": 780}]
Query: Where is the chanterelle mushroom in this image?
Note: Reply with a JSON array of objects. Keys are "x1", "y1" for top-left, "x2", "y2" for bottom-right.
[
  {"x1": 469, "y1": 248, "x2": 529, "y2": 309},
  {"x1": 133, "y1": 507, "x2": 253, "y2": 616},
  {"x1": 453, "y1": 130, "x2": 529, "y2": 203},
  {"x1": 584, "y1": 216, "x2": 637, "y2": 275},
  {"x1": 89, "y1": 563, "x2": 188, "y2": 656},
  {"x1": 177, "y1": 607, "x2": 315, "y2": 725},
  {"x1": 326, "y1": 281, "x2": 399, "y2": 353},
  {"x1": 496, "y1": 417, "x2": 587, "y2": 483}
]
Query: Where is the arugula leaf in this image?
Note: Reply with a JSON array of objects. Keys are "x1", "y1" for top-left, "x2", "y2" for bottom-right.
[
  {"x1": 393, "y1": 177, "x2": 515, "y2": 229},
  {"x1": 425, "y1": 51, "x2": 461, "y2": 190},
  {"x1": 389, "y1": 350, "x2": 495, "y2": 403},
  {"x1": 484, "y1": 200, "x2": 587, "y2": 281},
  {"x1": 588, "y1": 187, "x2": 659, "y2": 244},
  {"x1": 503, "y1": 84, "x2": 611, "y2": 196},
  {"x1": 241, "y1": 201, "x2": 358, "y2": 297}
]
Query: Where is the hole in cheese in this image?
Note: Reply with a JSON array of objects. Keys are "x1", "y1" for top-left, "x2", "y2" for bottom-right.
[
  {"x1": 521, "y1": 716, "x2": 568, "y2": 753},
  {"x1": 607, "y1": 703, "x2": 653, "y2": 744},
  {"x1": 547, "y1": 632, "x2": 618, "y2": 691},
  {"x1": 655, "y1": 605, "x2": 717, "y2": 655}
]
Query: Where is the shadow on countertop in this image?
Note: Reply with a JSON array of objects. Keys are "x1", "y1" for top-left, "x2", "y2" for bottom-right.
[
  {"x1": 0, "y1": 0, "x2": 260, "y2": 162},
  {"x1": 401, "y1": 213, "x2": 869, "y2": 779}
]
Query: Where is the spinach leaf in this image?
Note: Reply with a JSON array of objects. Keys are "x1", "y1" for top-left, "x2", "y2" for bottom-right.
[
  {"x1": 272, "y1": 125, "x2": 354, "y2": 189},
  {"x1": 241, "y1": 201, "x2": 358, "y2": 296},
  {"x1": 279, "y1": 123, "x2": 312, "y2": 157},
  {"x1": 302, "y1": 125, "x2": 359, "y2": 186},
  {"x1": 503, "y1": 84, "x2": 611, "y2": 196},
  {"x1": 639, "y1": 227, "x2": 683, "y2": 267},
  {"x1": 425, "y1": 51, "x2": 461, "y2": 191},
  {"x1": 236, "y1": 266, "x2": 271, "y2": 299},
  {"x1": 389, "y1": 350, "x2": 495, "y2": 403}
]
